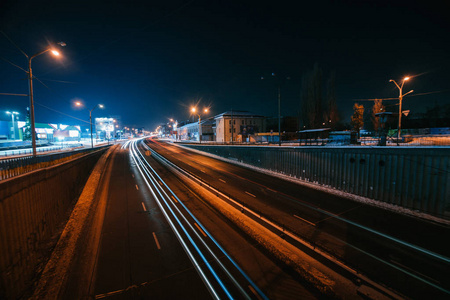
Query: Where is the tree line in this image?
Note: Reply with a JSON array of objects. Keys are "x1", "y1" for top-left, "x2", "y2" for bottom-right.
[{"x1": 299, "y1": 63, "x2": 386, "y2": 135}]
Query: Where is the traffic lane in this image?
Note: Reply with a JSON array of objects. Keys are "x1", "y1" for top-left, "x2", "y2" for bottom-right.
[
  {"x1": 142, "y1": 144, "x2": 319, "y2": 300},
  {"x1": 93, "y1": 146, "x2": 211, "y2": 299},
  {"x1": 146, "y1": 140, "x2": 450, "y2": 296},
  {"x1": 150, "y1": 140, "x2": 450, "y2": 256},
  {"x1": 137, "y1": 141, "x2": 262, "y2": 299}
]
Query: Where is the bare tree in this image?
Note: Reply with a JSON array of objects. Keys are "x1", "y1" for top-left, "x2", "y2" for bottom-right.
[
  {"x1": 351, "y1": 103, "x2": 364, "y2": 137},
  {"x1": 371, "y1": 99, "x2": 385, "y2": 134},
  {"x1": 325, "y1": 71, "x2": 339, "y2": 129},
  {"x1": 300, "y1": 63, "x2": 323, "y2": 129}
]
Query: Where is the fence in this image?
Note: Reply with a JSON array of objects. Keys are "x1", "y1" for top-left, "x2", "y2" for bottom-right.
[
  {"x1": 183, "y1": 144, "x2": 450, "y2": 218},
  {"x1": 0, "y1": 147, "x2": 108, "y2": 299},
  {"x1": 0, "y1": 146, "x2": 110, "y2": 181}
]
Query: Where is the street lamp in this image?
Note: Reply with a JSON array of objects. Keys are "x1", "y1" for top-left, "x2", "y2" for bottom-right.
[
  {"x1": 89, "y1": 104, "x2": 104, "y2": 148},
  {"x1": 389, "y1": 77, "x2": 413, "y2": 144},
  {"x1": 262, "y1": 73, "x2": 289, "y2": 146},
  {"x1": 191, "y1": 107, "x2": 209, "y2": 143},
  {"x1": 5, "y1": 111, "x2": 19, "y2": 140},
  {"x1": 26, "y1": 42, "x2": 66, "y2": 156}
]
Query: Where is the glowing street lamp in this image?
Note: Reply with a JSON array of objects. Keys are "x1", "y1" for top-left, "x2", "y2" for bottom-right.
[
  {"x1": 389, "y1": 77, "x2": 413, "y2": 144},
  {"x1": 26, "y1": 42, "x2": 66, "y2": 156},
  {"x1": 5, "y1": 111, "x2": 19, "y2": 140},
  {"x1": 191, "y1": 107, "x2": 209, "y2": 143}
]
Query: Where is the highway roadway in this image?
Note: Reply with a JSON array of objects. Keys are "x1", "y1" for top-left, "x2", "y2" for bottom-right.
[
  {"x1": 83, "y1": 139, "x2": 318, "y2": 299},
  {"x1": 61, "y1": 137, "x2": 450, "y2": 299},
  {"x1": 142, "y1": 138, "x2": 450, "y2": 299}
]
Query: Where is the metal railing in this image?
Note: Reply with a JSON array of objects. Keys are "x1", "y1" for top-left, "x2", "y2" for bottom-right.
[
  {"x1": 183, "y1": 144, "x2": 450, "y2": 218},
  {"x1": 0, "y1": 145, "x2": 111, "y2": 181}
]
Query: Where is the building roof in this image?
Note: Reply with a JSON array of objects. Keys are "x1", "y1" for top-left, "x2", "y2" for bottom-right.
[{"x1": 214, "y1": 110, "x2": 265, "y2": 119}]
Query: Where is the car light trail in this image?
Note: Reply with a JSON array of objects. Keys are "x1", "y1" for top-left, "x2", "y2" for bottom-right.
[
  {"x1": 140, "y1": 141, "x2": 268, "y2": 300},
  {"x1": 144, "y1": 139, "x2": 450, "y2": 297},
  {"x1": 130, "y1": 141, "x2": 224, "y2": 300},
  {"x1": 129, "y1": 139, "x2": 266, "y2": 300}
]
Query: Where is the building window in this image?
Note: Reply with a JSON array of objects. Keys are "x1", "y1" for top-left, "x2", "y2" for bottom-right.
[
  {"x1": 229, "y1": 128, "x2": 231, "y2": 133},
  {"x1": 242, "y1": 120, "x2": 244, "y2": 125}
]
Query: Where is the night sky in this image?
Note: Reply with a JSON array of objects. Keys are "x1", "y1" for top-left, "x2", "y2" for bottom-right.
[{"x1": 1, "y1": 0, "x2": 449, "y2": 131}]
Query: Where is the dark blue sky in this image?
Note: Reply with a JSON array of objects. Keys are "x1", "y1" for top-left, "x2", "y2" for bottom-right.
[{"x1": 1, "y1": 0, "x2": 449, "y2": 131}]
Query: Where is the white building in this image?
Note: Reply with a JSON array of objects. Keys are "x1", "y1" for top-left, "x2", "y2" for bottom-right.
[
  {"x1": 178, "y1": 118, "x2": 215, "y2": 142},
  {"x1": 214, "y1": 110, "x2": 265, "y2": 143}
]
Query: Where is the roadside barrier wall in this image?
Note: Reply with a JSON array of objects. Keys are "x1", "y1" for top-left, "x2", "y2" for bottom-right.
[
  {"x1": 0, "y1": 146, "x2": 110, "y2": 181},
  {"x1": 0, "y1": 148, "x2": 107, "y2": 299},
  {"x1": 184, "y1": 145, "x2": 450, "y2": 218}
]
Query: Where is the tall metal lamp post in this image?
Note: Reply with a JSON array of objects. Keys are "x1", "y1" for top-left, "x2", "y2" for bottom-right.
[
  {"x1": 6, "y1": 111, "x2": 19, "y2": 140},
  {"x1": 191, "y1": 107, "x2": 209, "y2": 143},
  {"x1": 262, "y1": 73, "x2": 289, "y2": 146},
  {"x1": 389, "y1": 77, "x2": 413, "y2": 144},
  {"x1": 89, "y1": 104, "x2": 104, "y2": 148},
  {"x1": 26, "y1": 42, "x2": 66, "y2": 156}
]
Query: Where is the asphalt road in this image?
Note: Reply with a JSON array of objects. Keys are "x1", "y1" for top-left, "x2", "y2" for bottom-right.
[
  {"x1": 144, "y1": 138, "x2": 450, "y2": 299},
  {"x1": 76, "y1": 140, "x2": 319, "y2": 299},
  {"x1": 90, "y1": 144, "x2": 212, "y2": 299}
]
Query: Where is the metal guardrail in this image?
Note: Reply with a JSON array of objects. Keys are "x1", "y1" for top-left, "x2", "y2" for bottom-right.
[
  {"x1": 0, "y1": 145, "x2": 64, "y2": 157},
  {"x1": 0, "y1": 145, "x2": 111, "y2": 181},
  {"x1": 183, "y1": 144, "x2": 450, "y2": 218}
]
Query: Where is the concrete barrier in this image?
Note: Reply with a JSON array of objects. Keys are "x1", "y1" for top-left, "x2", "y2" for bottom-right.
[
  {"x1": 183, "y1": 145, "x2": 450, "y2": 218},
  {"x1": 0, "y1": 148, "x2": 107, "y2": 299}
]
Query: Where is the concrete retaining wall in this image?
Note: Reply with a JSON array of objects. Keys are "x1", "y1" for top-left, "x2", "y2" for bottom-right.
[
  {"x1": 0, "y1": 148, "x2": 107, "y2": 299},
  {"x1": 184, "y1": 145, "x2": 450, "y2": 218}
]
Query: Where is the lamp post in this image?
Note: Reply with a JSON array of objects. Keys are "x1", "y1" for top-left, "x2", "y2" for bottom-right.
[
  {"x1": 262, "y1": 73, "x2": 289, "y2": 146},
  {"x1": 25, "y1": 42, "x2": 66, "y2": 156},
  {"x1": 89, "y1": 104, "x2": 104, "y2": 148},
  {"x1": 191, "y1": 107, "x2": 209, "y2": 143},
  {"x1": 6, "y1": 111, "x2": 19, "y2": 140},
  {"x1": 389, "y1": 77, "x2": 413, "y2": 144}
]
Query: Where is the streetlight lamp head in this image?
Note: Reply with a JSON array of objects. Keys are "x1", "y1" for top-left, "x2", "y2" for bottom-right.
[
  {"x1": 51, "y1": 50, "x2": 60, "y2": 56},
  {"x1": 57, "y1": 42, "x2": 67, "y2": 47},
  {"x1": 204, "y1": 108, "x2": 209, "y2": 113},
  {"x1": 99, "y1": 104, "x2": 104, "y2": 108},
  {"x1": 389, "y1": 79, "x2": 394, "y2": 82},
  {"x1": 191, "y1": 107, "x2": 196, "y2": 113},
  {"x1": 404, "y1": 76, "x2": 410, "y2": 81}
]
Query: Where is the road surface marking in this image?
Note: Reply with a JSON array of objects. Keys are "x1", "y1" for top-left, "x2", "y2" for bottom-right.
[
  {"x1": 153, "y1": 232, "x2": 161, "y2": 249},
  {"x1": 194, "y1": 223, "x2": 207, "y2": 237},
  {"x1": 135, "y1": 185, "x2": 139, "y2": 190},
  {"x1": 141, "y1": 202, "x2": 147, "y2": 212},
  {"x1": 219, "y1": 179, "x2": 226, "y2": 183},
  {"x1": 95, "y1": 289, "x2": 123, "y2": 299},
  {"x1": 390, "y1": 259, "x2": 439, "y2": 284},
  {"x1": 158, "y1": 181, "x2": 163, "y2": 185},
  {"x1": 245, "y1": 191, "x2": 256, "y2": 198},
  {"x1": 266, "y1": 187, "x2": 276, "y2": 193},
  {"x1": 248, "y1": 285, "x2": 263, "y2": 300},
  {"x1": 293, "y1": 214, "x2": 316, "y2": 226},
  {"x1": 171, "y1": 195, "x2": 178, "y2": 203}
]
